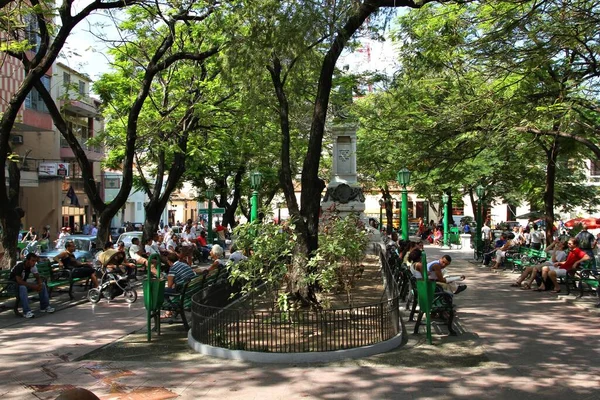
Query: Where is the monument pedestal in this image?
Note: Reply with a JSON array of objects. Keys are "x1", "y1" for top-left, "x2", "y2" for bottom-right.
[{"x1": 320, "y1": 126, "x2": 381, "y2": 243}]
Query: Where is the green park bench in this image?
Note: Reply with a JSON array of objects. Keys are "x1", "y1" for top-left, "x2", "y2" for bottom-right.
[
  {"x1": 35, "y1": 261, "x2": 88, "y2": 300},
  {"x1": 160, "y1": 264, "x2": 230, "y2": 331},
  {"x1": 406, "y1": 270, "x2": 456, "y2": 336},
  {"x1": 565, "y1": 260, "x2": 599, "y2": 297}
]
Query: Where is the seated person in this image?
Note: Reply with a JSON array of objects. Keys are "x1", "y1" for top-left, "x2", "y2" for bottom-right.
[
  {"x1": 483, "y1": 234, "x2": 507, "y2": 267},
  {"x1": 144, "y1": 237, "x2": 168, "y2": 266},
  {"x1": 412, "y1": 254, "x2": 467, "y2": 295},
  {"x1": 196, "y1": 231, "x2": 211, "y2": 262},
  {"x1": 208, "y1": 244, "x2": 227, "y2": 273},
  {"x1": 10, "y1": 253, "x2": 55, "y2": 318},
  {"x1": 21, "y1": 226, "x2": 37, "y2": 242},
  {"x1": 229, "y1": 245, "x2": 248, "y2": 264},
  {"x1": 98, "y1": 241, "x2": 134, "y2": 277},
  {"x1": 512, "y1": 239, "x2": 566, "y2": 289},
  {"x1": 536, "y1": 237, "x2": 590, "y2": 293},
  {"x1": 433, "y1": 228, "x2": 443, "y2": 246},
  {"x1": 406, "y1": 248, "x2": 423, "y2": 277},
  {"x1": 165, "y1": 235, "x2": 178, "y2": 254},
  {"x1": 164, "y1": 252, "x2": 196, "y2": 295},
  {"x1": 491, "y1": 235, "x2": 519, "y2": 270},
  {"x1": 129, "y1": 237, "x2": 148, "y2": 267},
  {"x1": 54, "y1": 241, "x2": 98, "y2": 288}
]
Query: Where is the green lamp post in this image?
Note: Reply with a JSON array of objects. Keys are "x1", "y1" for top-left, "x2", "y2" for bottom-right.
[
  {"x1": 276, "y1": 202, "x2": 283, "y2": 224},
  {"x1": 378, "y1": 198, "x2": 384, "y2": 232},
  {"x1": 442, "y1": 192, "x2": 449, "y2": 248},
  {"x1": 205, "y1": 187, "x2": 215, "y2": 244},
  {"x1": 397, "y1": 168, "x2": 411, "y2": 241},
  {"x1": 250, "y1": 171, "x2": 262, "y2": 222},
  {"x1": 475, "y1": 185, "x2": 484, "y2": 258}
]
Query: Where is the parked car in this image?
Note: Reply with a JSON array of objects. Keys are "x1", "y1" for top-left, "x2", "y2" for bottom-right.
[
  {"x1": 39, "y1": 235, "x2": 98, "y2": 263},
  {"x1": 115, "y1": 231, "x2": 143, "y2": 251}
]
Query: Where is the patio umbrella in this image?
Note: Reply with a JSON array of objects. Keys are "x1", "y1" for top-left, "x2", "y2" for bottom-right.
[
  {"x1": 564, "y1": 217, "x2": 600, "y2": 229},
  {"x1": 515, "y1": 211, "x2": 545, "y2": 219}
]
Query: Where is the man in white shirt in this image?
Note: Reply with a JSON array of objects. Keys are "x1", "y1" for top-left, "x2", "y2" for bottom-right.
[
  {"x1": 181, "y1": 226, "x2": 196, "y2": 246},
  {"x1": 129, "y1": 237, "x2": 148, "y2": 267},
  {"x1": 530, "y1": 224, "x2": 543, "y2": 250}
]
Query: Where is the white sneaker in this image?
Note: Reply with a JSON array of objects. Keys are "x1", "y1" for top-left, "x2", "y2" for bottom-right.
[
  {"x1": 40, "y1": 306, "x2": 55, "y2": 313},
  {"x1": 24, "y1": 311, "x2": 35, "y2": 319}
]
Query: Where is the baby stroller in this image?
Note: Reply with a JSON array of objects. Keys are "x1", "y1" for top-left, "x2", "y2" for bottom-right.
[{"x1": 87, "y1": 250, "x2": 137, "y2": 304}]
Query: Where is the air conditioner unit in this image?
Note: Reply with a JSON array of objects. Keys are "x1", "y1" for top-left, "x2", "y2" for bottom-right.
[{"x1": 11, "y1": 135, "x2": 24, "y2": 145}]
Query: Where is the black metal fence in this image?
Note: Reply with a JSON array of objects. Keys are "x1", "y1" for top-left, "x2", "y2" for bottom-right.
[{"x1": 190, "y1": 249, "x2": 401, "y2": 353}]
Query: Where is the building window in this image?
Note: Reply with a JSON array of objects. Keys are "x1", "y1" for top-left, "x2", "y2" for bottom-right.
[
  {"x1": 79, "y1": 80, "x2": 85, "y2": 96},
  {"x1": 25, "y1": 75, "x2": 50, "y2": 113},
  {"x1": 63, "y1": 72, "x2": 70, "y2": 87},
  {"x1": 590, "y1": 160, "x2": 600, "y2": 176},
  {"x1": 61, "y1": 112, "x2": 90, "y2": 149},
  {"x1": 137, "y1": 202, "x2": 142, "y2": 211},
  {"x1": 70, "y1": 161, "x2": 82, "y2": 179},
  {"x1": 25, "y1": 15, "x2": 41, "y2": 52},
  {"x1": 104, "y1": 177, "x2": 120, "y2": 189}
]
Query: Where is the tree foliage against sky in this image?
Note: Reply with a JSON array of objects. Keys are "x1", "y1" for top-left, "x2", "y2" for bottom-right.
[{"x1": 355, "y1": 0, "x2": 600, "y2": 230}]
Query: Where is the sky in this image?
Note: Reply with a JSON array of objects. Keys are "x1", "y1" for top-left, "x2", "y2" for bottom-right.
[
  {"x1": 58, "y1": 9, "x2": 120, "y2": 83},
  {"x1": 59, "y1": 5, "x2": 400, "y2": 92}
]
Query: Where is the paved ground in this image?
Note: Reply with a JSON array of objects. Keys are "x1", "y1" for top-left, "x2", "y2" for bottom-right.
[{"x1": 0, "y1": 245, "x2": 598, "y2": 399}]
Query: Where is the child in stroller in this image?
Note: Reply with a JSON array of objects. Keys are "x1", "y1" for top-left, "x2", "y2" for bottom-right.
[{"x1": 87, "y1": 246, "x2": 137, "y2": 304}]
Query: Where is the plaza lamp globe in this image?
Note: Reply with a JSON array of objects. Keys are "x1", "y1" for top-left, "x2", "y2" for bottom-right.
[
  {"x1": 396, "y1": 168, "x2": 411, "y2": 188},
  {"x1": 476, "y1": 185, "x2": 484, "y2": 199},
  {"x1": 250, "y1": 171, "x2": 263, "y2": 190}
]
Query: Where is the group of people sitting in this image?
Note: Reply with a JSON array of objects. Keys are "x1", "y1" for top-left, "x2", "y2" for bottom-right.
[{"x1": 481, "y1": 223, "x2": 598, "y2": 305}]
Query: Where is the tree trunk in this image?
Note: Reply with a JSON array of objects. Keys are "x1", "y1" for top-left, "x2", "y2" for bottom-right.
[
  {"x1": 143, "y1": 202, "x2": 162, "y2": 245},
  {"x1": 96, "y1": 213, "x2": 113, "y2": 246},
  {"x1": 0, "y1": 208, "x2": 24, "y2": 269},
  {"x1": 543, "y1": 138, "x2": 560, "y2": 245}
]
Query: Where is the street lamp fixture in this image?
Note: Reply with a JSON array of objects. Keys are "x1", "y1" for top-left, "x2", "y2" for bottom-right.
[
  {"x1": 276, "y1": 201, "x2": 283, "y2": 224},
  {"x1": 397, "y1": 168, "x2": 411, "y2": 188},
  {"x1": 205, "y1": 187, "x2": 215, "y2": 244},
  {"x1": 250, "y1": 171, "x2": 262, "y2": 190},
  {"x1": 396, "y1": 168, "x2": 411, "y2": 240},
  {"x1": 442, "y1": 192, "x2": 449, "y2": 247},
  {"x1": 250, "y1": 171, "x2": 262, "y2": 222},
  {"x1": 475, "y1": 185, "x2": 485, "y2": 258},
  {"x1": 475, "y1": 185, "x2": 484, "y2": 199},
  {"x1": 378, "y1": 198, "x2": 384, "y2": 232}
]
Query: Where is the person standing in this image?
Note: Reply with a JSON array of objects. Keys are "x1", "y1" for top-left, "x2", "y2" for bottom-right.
[
  {"x1": 10, "y1": 253, "x2": 55, "y2": 318},
  {"x1": 90, "y1": 222, "x2": 98, "y2": 236},
  {"x1": 575, "y1": 223, "x2": 597, "y2": 271},
  {"x1": 214, "y1": 222, "x2": 226, "y2": 249},
  {"x1": 530, "y1": 224, "x2": 543, "y2": 250}
]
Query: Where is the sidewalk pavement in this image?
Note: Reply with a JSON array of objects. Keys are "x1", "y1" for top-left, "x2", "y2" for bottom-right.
[{"x1": 0, "y1": 245, "x2": 598, "y2": 399}]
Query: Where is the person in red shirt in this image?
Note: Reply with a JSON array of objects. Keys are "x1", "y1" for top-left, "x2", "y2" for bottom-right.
[
  {"x1": 539, "y1": 237, "x2": 590, "y2": 293},
  {"x1": 196, "y1": 231, "x2": 211, "y2": 262}
]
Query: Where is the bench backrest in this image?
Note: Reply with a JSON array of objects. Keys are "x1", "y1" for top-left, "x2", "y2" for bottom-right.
[{"x1": 35, "y1": 261, "x2": 53, "y2": 280}]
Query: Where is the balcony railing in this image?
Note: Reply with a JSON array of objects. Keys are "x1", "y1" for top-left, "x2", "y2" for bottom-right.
[{"x1": 60, "y1": 137, "x2": 102, "y2": 153}]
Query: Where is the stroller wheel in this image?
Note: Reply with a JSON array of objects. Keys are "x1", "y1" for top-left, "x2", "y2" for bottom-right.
[
  {"x1": 87, "y1": 288, "x2": 101, "y2": 303},
  {"x1": 124, "y1": 289, "x2": 138, "y2": 304}
]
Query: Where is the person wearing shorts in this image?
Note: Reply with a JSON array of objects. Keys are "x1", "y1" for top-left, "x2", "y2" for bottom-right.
[{"x1": 538, "y1": 237, "x2": 589, "y2": 293}]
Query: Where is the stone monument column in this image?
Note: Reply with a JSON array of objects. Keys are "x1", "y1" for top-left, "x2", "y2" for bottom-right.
[
  {"x1": 320, "y1": 126, "x2": 364, "y2": 215},
  {"x1": 320, "y1": 125, "x2": 381, "y2": 242}
]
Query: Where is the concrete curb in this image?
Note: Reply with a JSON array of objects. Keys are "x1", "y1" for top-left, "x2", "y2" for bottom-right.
[{"x1": 187, "y1": 329, "x2": 404, "y2": 363}]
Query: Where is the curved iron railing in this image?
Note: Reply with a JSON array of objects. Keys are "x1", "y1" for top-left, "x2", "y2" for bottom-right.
[{"x1": 190, "y1": 248, "x2": 401, "y2": 353}]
